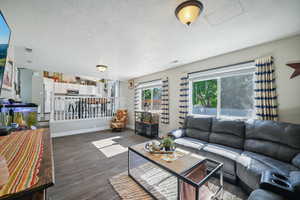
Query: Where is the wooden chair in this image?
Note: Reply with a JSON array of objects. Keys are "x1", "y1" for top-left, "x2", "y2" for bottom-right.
[{"x1": 111, "y1": 109, "x2": 128, "y2": 131}]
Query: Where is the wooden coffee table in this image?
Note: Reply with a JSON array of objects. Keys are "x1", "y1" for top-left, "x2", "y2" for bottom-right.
[{"x1": 128, "y1": 141, "x2": 223, "y2": 200}]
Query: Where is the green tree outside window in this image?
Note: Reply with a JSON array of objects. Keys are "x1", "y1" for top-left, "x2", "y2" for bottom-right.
[{"x1": 192, "y1": 80, "x2": 217, "y2": 108}]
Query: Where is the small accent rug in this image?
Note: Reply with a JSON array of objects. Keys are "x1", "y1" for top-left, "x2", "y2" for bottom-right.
[
  {"x1": 0, "y1": 130, "x2": 44, "y2": 196},
  {"x1": 109, "y1": 171, "x2": 247, "y2": 200}
]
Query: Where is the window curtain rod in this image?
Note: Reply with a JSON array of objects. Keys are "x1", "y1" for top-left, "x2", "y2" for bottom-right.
[{"x1": 188, "y1": 60, "x2": 255, "y2": 75}]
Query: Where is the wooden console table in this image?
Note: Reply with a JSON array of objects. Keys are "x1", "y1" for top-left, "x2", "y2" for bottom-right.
[
  {"x1": 0, "y1": 129, "x2": 54, "y2": 200},
  {"x1": 134, "y1": 111, "x2": 159, "y2": 138}
]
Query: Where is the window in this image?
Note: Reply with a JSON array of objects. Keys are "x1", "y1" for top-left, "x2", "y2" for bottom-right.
[
  {"x1": 138, "y1": 80, "x2": 162, "y2": 111},
  {"x1": 141, "y1": 87, "x2": 161, "y2": 111},
  {"x1": 192, "y1": 79, "x2": 218, "y2": 116},
  {"x1": 189, "y1": 62, "x2": 255, "y2": 119},
  {"x1": 220, "y1": 74, "x2": 254, "y2": 117}
]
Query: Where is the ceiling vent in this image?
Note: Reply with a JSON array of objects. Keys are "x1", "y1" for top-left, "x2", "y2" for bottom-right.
[
  {"x1": 25, "y1": 47, "x2": 33, "y2": 53},
  {"x1": 204, "y1": 0, "x2": 244, "y2": 26}
]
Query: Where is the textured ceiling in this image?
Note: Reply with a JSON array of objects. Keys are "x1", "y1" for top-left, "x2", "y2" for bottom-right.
[{"x1": 1, "y1": 0, "x2": 300, "y2": 80}]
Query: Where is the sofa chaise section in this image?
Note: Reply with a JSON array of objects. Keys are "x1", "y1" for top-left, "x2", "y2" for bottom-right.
[
  {"x1": 237, "y1": 120, "x2": 300, "y2": 191},
  {"x1": 237, "y1": 151, "x2": 298, "y2": 192},
  {"x1": 169, "y1": 116, "x2": 300, "y2": 199}
]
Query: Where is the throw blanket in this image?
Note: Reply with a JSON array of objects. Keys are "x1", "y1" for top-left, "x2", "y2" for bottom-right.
[{"x1": 0, "y1": 130, "x2": 44, "y2": 196}]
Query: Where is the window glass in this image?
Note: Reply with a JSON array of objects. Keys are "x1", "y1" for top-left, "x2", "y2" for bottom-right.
[
  {"x1": 190, "y1": 67, "x2": 255, "y2": 119},
  {"x1": 142, "y1": 89, "x2": 152, "y2": 111},
  {"x1": 220, "y1": 74, "x2": 254, "y2": 117},
  {"x1": 152, "y1": 88, "x2": 161, "y2": 111},
  {"x1": 141, "y1": 87, "x2": 161, "y2": 111},
  {"x1": 192, "y1": 79, "x2": 218, "y2": 115}
]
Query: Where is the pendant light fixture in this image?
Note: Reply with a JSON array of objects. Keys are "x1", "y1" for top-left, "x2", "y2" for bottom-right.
[
  {"x1": 96, "y1": 65, "x2": 108, "y2": 72},
  {"x1": 175, "y1": 0, "x2": 204, "y2": 26}
]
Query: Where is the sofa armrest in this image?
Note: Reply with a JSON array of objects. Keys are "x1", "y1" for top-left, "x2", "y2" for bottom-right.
[
  {"x1": 292, "y1": 153, "x2": 300, "y2": 169},
  {"x1": 168, "y1": 129, "x2": 185, "y2": 139},
  {"x1": 289, "y1": 171, "x2": 300, "y2": 194}
]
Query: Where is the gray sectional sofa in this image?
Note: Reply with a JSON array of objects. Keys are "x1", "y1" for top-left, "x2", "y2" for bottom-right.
[{"x1": 169, "y1": 116, "x2": 300, "y2": 199}]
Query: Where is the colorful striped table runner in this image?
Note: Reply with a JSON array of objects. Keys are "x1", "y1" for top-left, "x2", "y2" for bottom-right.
[{"x1": 0, "y1": 129, "x2": 44, "y2": 196}]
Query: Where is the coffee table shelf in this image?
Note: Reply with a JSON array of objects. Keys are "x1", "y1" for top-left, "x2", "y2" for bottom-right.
[{"x1": 128, "y1": 142, "x2": 223, "y2": 200}]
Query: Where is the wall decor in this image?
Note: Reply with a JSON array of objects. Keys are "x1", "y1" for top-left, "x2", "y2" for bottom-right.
[
  {"x1": 287, "y1": 62, "x2": 300, "y2": 79},
  {"x1": 2, "y1": 59, "x2": 13, "y2": 90},
  {"x1": 128, "y1": 79, "x2": 134, "y2": 89}
]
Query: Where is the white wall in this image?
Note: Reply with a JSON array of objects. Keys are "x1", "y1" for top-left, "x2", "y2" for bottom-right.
[
  {"x1": 19, "y1": 68, "x2": 33, "y2": 103},
  {"x1": 50, "y1": 118, "x2": 111, "y2": 137},
  {"x1": 126, "y1": 35, "x2": 300, "y2": 136},
  {"x1": 119, "y1": 81, "x2": 135, "y2": 129}
]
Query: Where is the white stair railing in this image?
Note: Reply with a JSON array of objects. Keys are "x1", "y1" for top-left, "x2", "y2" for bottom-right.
[{"x1": 51, "y1": 95, "x2": 118, "y2": 122}]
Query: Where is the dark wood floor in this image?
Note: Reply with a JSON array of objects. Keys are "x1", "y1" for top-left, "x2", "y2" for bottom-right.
[{"x1": 47, "y1": 130, "x2": 149, "y2": 200}]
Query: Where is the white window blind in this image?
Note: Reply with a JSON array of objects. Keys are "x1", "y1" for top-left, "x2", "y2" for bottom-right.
[
  {"x1": 189, "y1": 62, "x2": 255, "y2": 81},
  {"x1": 137, "y1": 79, "x2": 162, "y2": 89}
]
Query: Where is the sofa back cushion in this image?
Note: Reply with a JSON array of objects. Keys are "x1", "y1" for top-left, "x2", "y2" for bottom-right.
[
  {"x1": 184, "y1": 116, "x2": 212, "y2": 142},
  {"x1": 244, "y1": 120, "x2": 300, "y2": 163},
  {"x1": 209, "y1": 118, "x2": 245, "y2": 149}
]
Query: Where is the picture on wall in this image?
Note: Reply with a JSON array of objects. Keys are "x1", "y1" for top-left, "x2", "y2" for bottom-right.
[
  {"x1": 128, "y1": 79, "x2": 134, "y2": 89},
  {"x1": 0, "y1": 11, "x2": 11, "y2": 92}
]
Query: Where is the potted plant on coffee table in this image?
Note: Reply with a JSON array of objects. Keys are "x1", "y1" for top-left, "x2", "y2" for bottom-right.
[{"x1": 161, "y1": 137, "x2": 175, "y2": 152}]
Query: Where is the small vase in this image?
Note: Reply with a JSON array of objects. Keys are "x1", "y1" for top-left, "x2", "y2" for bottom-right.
[{"x1": 164, "y1": 147, "x2": 171, "y2": 151}]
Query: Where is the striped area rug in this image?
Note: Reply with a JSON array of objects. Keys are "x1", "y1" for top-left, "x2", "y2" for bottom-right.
[
  {"x1": 110, "y1": 171, "x2": 152, "y2": 200},
  {"x1": 109, "y1": 165, "x2": 247, "y2": 200},
  {"x1": 0, "y1": 130, "x2": 44, "y2": 196}
]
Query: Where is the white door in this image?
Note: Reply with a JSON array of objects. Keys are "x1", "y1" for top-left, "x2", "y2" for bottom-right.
[{"x1": 44, "y1": 78, "x2": 54, "y2": 113}]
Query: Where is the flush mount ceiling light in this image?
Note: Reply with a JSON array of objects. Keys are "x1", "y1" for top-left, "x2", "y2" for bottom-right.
[
  {"x1": 96, "y1": 65, "x2": 108, "y2": 72},
  {"x1": 175, "y1": 0, "x2": 204, "y2": 26}
]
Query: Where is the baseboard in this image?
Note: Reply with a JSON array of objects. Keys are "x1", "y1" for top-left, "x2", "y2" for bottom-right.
[
  {"x1": 51, "y1": 126, "x2": 110, "y2": 138},
  {"x1": 127, "y1": 125, "x2": 134, "y2": 130}
]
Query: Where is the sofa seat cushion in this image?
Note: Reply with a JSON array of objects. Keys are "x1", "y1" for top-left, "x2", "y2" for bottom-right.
[
  {"x1": 174, "y1": 137, "x2": 207, "y2": 150},
  {"x1": 248, "y1": 189, "x2": 285, "y2": 200},
  {"x1": 201, "y1": 144, "x2": 242, "y2": 181},
  {"x1": 203, "y1": 144, "x2": 242, "y2": 161},
  {"x1": 237, "y1": 151, "x2": 298, "y2": 190}
]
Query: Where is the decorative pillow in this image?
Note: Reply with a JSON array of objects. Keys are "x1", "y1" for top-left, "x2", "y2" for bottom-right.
[{"x1": 169, "y1": 129, "x2": 185, "y2": 138}]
